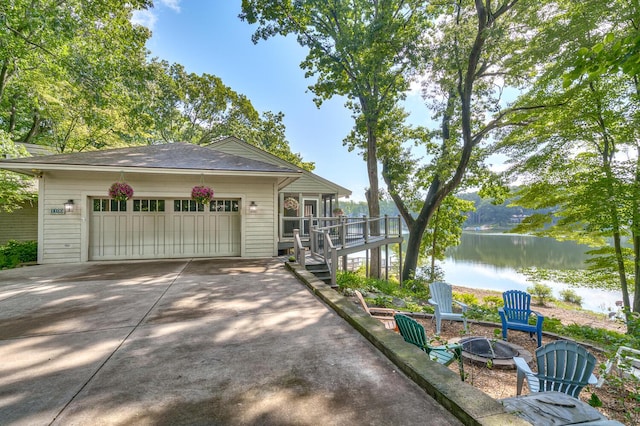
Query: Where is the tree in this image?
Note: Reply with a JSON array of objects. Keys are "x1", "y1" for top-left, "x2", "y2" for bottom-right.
[
  {"x1": 140, "y1": 60, "x2": 314, "y2": 170},
  {"x1": 0, "y1": 132, "x2": 36, "y2": 212},
  {"x1": 0, "y1": 0, "x2": 152, "y2": 152},
  {"x1": 383, "y1": 0, "x2": 545, "y2": 281},
  {"x1": 498, "y1": 1, "x2": 640, "y2": 328},
  {"x1": 240, "y1": 0, "x2": 430, "y2": 277}
]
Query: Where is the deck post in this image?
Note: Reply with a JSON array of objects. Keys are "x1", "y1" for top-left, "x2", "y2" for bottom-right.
[
  {"x1": 384, "y1": 214, "x2": 389, "y2": 238},
  {"x1": 398, "y1": 240, "x2": 403, "y2": 286},
  {"x1": 341, "y1": 217, "x2": 347, "y2": 247},
  {"x1": 310, "y1": 224, "x2": 317, "y2": 254},
  {"x1": 331, "y1": 248, "x2": 338, "y2": 285},
  {"x1": 385, "y1": 244, "x2": 389, "y2": 281},
  {"x1": 363, "y1": 215, "x2": 369, "y2": 243},
  {"x1": 293, "y1": 229, "x2": 299, "y2": 260}
]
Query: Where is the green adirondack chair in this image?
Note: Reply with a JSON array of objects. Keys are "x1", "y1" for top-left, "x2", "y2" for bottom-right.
[
  {"x1": 514, "y1": 340, "x2": 598, "y2": 398},
  {"x1": 394, "y1": 313, "x2": 465, "y2": 381}
]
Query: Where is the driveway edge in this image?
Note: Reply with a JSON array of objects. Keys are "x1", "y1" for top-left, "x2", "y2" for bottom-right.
[{"x1": 285, "y1": 262, "x2": 530, "y2": 426}]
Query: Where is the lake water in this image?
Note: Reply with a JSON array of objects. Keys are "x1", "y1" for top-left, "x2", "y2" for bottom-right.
[{"x1": 440, "y1": 232, "x2": 623, "y2": 314}]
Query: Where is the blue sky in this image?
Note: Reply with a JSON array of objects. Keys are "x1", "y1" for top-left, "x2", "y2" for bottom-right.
[{"x1": 133, "y1": 1, "x2": 431, "y2": 202}]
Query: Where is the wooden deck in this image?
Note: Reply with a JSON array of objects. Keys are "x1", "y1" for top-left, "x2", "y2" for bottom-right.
[{"x1": 292, "y1": 216, "x2": 403, "y2": 285}]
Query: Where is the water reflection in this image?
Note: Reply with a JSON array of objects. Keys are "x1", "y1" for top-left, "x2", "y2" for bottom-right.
[
  {"x1": 446, "y1": 233, "x2": 590, "y2": 270},
  {"x1": 441, "y1": 232, "x2": 621, "y2": 314}
]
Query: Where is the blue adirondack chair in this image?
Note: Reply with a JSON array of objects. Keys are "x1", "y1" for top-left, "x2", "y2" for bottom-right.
[
  {"x1": 394, "y1": 313, "x2": 465, "y2": 381},
  {"x1": 513, "y1": 340, "x2": 598, "y2": 398},
  {"x1": 429, "y1": 281, "x2": 468, "y2": 335},
  {"x1": 499, "y1": 290, "x2": 544, "y2": 347}
]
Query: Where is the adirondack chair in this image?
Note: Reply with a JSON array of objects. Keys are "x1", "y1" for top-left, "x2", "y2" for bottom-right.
[
  {"x1": 597, "y1": 346, "x2": 640, "y2": 387},
  {"x1": 499, "y1": 290, "x2": 544, "y2": 347},
  {"x1": 394, "y1": 313, "x2": 465, "y2": 381},
  {"x1": 513, "y1": 340, "x2": 598, "y2": 398},
  {"x1": 429, "y1": 281, "x2": 468, "y2": 335},
  {"x1": 354, "y1": 290, "x2": 397, "y2": 330}
]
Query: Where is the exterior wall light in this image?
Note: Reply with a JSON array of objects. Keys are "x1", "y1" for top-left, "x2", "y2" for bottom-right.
[
  {"x1": 64, "y1": 199, "x2": 75, "y2": 214},
  {"x1": 249, "y1": 201, "x2": 258, "y2": 213}
]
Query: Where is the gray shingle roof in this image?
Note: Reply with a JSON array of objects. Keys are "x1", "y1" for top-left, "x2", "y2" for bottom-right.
[{"x1": 1, "y1": 142, "x2": 299, "y2": 174}]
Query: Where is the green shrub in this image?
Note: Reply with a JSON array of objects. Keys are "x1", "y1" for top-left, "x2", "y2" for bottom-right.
[
  {"x1": 541, "y1": 316, "x2": 562, "y2": 334},
  {"x1": 453, "y1": 291, "x2": 479, "y2": 306},
  {"x1": 482, "y1": 295, "x2": 504, "y2": 308},
  {"x1": 465, "y1": 305, "x2": 500, "y2": 322},
  {"x1": 0, "y1": 240, "x2": 37, "y2": 269},
  {"x1": 527, "y1": 282, "x2": 554, "y2": 306},
  {"x1": 336, "y1": 271, "x2": 366, "y2": 290},
  {"x1": 372, "y1": 295, "x2": 393, "y2": 308},
  {"x1": 421, "y1": 304, "x2": 435, "y2": 314},
  {"x1": 404, "y1": 302, "x2": 422, "y2": 312},
  {"x1": 559, "y1": 289, "x2": 583, "y2": 306}
]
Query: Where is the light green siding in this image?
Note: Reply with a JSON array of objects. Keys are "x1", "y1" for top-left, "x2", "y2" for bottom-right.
[{"x1": 0, "y1": 202, "x2": 38, "y2": 245}]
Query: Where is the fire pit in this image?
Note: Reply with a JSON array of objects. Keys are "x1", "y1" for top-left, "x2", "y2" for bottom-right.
[{"x1": 458, "y1": 336, "x2": 532, "y2": 369}]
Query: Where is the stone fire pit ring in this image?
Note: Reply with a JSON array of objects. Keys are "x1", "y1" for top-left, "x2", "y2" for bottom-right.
[{"x1": 454, "y1": 336, "x2": 532, "y2": 369}]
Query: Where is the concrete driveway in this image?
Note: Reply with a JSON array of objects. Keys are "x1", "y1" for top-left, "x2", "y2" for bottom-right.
[{"x1": 0, "y1": 258, "x2": 461, "y2": 426}]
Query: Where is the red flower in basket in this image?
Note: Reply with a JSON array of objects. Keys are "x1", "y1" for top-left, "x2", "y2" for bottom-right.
[
  {"x1": 191, "y1": 185, "x2": 214, "y2": 205},
  {"x1": 108, "y1": 182, "x2": 134, "y2": 202}
]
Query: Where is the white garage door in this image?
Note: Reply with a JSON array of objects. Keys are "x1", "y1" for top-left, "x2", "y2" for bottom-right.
[{"x1": 89, "y1": 198, "x2": 241, "y2": 260}]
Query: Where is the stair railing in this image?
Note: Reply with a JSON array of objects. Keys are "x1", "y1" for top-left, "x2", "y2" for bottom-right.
[{"x1": 292, "y1": 229, "x2": 306, "y2": 267}]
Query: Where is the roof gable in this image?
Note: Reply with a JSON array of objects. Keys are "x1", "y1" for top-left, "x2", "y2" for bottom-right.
[{"x1": 208, "y1": 136, "x2": 352, "y2": 197}]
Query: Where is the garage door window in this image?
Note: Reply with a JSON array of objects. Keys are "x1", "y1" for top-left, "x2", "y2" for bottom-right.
[
  {"x1": 133, "y1": 199, "x2": 165, "y2": 212},
  {"x1": 93, "y1": 198, "x2": 126, "y2": 212},
  {"x1": 210, "y1": 200, "x2": 239, "y2": 212},
  {"x1": 174, "y1": 199, "x2": 205, "y2": 212}
]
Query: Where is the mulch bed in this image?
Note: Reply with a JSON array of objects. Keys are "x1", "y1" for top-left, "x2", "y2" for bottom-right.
[{"x1": 414, "y1": 317, "x2": 639, "y2": 425}]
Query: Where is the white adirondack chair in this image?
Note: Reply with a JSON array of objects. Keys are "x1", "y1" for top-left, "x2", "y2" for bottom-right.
[
  {"x1": 597, "y1": 345, "x2": 640, "y2": 387},
  {"x1": 429, "y1": 281, "x2": 468, "y2": 335}
]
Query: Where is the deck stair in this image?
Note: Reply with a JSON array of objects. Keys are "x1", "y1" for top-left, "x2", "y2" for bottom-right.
[{"x1": 305, "y1": 262, "x2": 333, "y2": 286}]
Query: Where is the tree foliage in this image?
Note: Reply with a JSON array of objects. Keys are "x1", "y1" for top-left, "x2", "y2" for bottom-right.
[
  {"x1": 498, "y1": 0, "x2": 640, "y2": 322},
  {"x1": 0, "y1": 0, "x2": 314, "y2": 212},
  {"x1": 0, "y1": 132, "x2": 36, "y2": 211},
  {"x1": 383, "y1": 0, "x2": 548, "y2": 280},
  {"x1": 241, "y1": 0, "x2": 431, "y2": 277}
]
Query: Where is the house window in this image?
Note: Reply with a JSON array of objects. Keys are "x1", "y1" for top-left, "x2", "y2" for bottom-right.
[
  {"x1": 93, "y1": 198, "x2": 126, "y2": 212},
  {"x1": 133, "y1": 199, "x2": 165, "y2": 212}
]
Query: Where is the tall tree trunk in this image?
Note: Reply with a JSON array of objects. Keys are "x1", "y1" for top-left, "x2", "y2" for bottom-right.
[
  {"x1": 21, "y1": 111, "x2": 41, "y2": 144},
  {"x1": 8, "y1": 96, "x2": 17, "y2": 133},
  {"x1": 633, "y1": 145, "x2": 640, "y2": 315},
  {"x1": 366, "y1": 122, "x2": 381, "y2": 278},
  {"x1": 430, "y1": 207, "x2": 441, "y2": 281}
]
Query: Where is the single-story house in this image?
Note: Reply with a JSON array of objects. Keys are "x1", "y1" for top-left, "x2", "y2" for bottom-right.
[{"x1": 0, "y1": 137, "x2": 351, "y2": 264}]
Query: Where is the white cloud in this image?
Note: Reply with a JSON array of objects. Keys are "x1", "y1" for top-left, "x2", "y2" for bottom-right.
[
  {"x1": 131, "y1": 1, "x2": 181, "y2": 30},
  {"x1": 159, "y1": 0, "x2": 181, "y2": 12},
  {"x1": 131, "y1": 9, "x2": 158, "y2": 29}
]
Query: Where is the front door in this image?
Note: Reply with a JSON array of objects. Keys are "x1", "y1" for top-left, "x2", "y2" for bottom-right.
[{"x1": 302, "y1": 199, "x2": 317, "y2": 235}]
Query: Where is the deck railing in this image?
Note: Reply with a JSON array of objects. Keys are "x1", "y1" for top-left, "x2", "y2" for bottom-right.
[
  {"x1": 281, "y1": 216, "x2": 344, "y2": 239},
  {"x1": 310, "y1": 215, "x2": 401, "y2": 251},
  {"x1": 293, "y1": 215, "x2": 402, "y2": 285}
]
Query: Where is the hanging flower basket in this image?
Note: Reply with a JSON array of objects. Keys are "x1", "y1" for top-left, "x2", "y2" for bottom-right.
[
  {"x1": 332, "y1": 207, "x2": 344, "y2": 216},
  {"x1": 108, "y1": 182, "x2": 134, "y2": 202},
  {"x1": 191, "y1": 185, "x2": 214, "y2": 205},
  {"x1": 283, "y1": 197, "x2": 299, "y2": 212}
]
